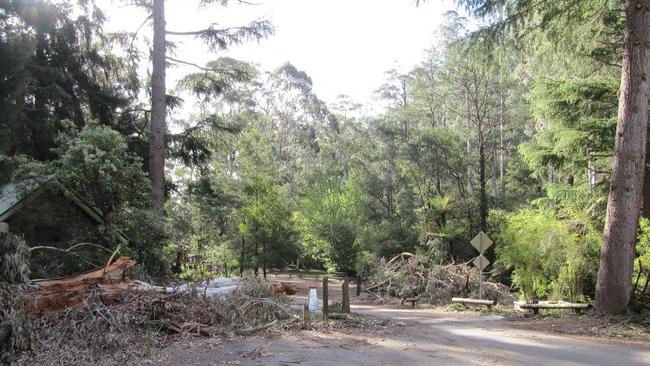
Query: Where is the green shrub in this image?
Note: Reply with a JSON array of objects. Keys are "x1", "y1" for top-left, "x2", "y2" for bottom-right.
[
  {"x1": 495, "y1": 209, "x2": 599, "y2": 301},
  {"x1": 634, "y1": 218, "x2": 650, "y2": 293}
]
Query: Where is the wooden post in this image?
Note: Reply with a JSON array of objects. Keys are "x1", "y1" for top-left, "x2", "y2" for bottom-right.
[
  {"x1": 479, "y1": 235, "x2": 484, "y2": 300},
  {"x1": 303, "y1": 303, "x2": 310, "y2": 329},
  {"x1": 322, "y1": 277, "x2": 328, "y2": 319},
  {"x1": 342, "y1": 279, "x2": 350, "y2": 313}
]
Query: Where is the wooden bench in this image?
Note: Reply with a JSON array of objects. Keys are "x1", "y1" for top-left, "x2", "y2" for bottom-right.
[
  {"x1": 451, "y1": 297, "x2": 496, "y2": 309},
  {"x1": 518, "y1": 302, "x2": 591, "y2": 315},
  {"x1": 401, "y1": 298, "x2": 419, "y2": 308}
]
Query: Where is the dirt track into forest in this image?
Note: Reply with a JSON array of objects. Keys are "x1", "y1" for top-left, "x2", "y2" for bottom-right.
[{"x1": 142, "y1": 275, "x2": 650, "y2": 366}]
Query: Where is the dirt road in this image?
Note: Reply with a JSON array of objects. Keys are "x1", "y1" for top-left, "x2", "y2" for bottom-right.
[
  {"x1": 145, "y1": 302, "x2": 650, "y2": 366},
  {"x1": 142, "y1": 276, "x2": 650, "y2": 365},
  {"x1": 350, "y1": 305, "x2": 650, "y2": 365}
]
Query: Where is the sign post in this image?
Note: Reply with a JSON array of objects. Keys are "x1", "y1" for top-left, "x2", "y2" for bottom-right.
[{"x1": 470, "y1": 231, "x2": 493, "y2": 299}]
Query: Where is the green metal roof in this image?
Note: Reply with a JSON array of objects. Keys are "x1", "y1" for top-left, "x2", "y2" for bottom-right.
[
  {"x1": 0, "y1": 175, "x2": 129, "y2": 244},
  {"x1": 0, "y1": 175, "x2": 56, "y2": 221}
]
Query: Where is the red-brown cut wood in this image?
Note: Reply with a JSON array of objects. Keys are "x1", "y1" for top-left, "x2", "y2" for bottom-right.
[{"x1": 26, "y1": 256, "x2": 136, "y2": 318}]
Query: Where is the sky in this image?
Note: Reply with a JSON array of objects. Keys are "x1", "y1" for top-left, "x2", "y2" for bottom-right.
[{"x1": 98, "y1": 0, "x2": 458, "y2": 113}]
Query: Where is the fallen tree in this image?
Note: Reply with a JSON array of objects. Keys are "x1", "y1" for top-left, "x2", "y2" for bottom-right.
[
  {"x1": 272, "y1": 281, "x2": 298, "y2": 295},
  {"x1": 16, "y1": 271, "x2": 298, "y2": 366},
  {"x1": 24, "y1": 256, "x2": 300, "y2": 318},
  {"x1": 26, "y1": 256, "x2": 136, "y2": 318}
]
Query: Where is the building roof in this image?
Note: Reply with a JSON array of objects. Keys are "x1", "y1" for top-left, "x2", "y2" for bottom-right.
[
  {"x1": 0, "y1": 174, "x2": 57, "y2": 221},
  {"x1": 0, "y1": 175, "x2": 129, "y2": 244}
]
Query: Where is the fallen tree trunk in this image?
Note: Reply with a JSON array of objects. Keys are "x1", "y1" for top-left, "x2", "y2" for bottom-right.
[
  {"x1": 362, "y1": 286, "x2": 384, "y2": 302},
  {"x1": 518, "y1": 302, "x2": 591, "y2": 310},
  {"x1": 26, "y1": 256, "x2": 136, "y2": 318},
  {"x1": 451, "y1": 297, "x2": 496, "y2": 306},
  {"x1": 272, "y1": 281, "x2": 298, "y2": 295},
  {"x1": 365, "y1": 279, "x2": 389, "y2": 292},
  {"x1": 234, "y1": 320, "x2": 279, "y2": 336}
]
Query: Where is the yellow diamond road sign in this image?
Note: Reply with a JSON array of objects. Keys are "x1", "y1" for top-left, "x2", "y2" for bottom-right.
[
  {"x1": 473, "y1": 254, "x2": 490, "y2": 271},
  {"x1": 471, "y1": 231, "x2": 493, "y2": 253}
]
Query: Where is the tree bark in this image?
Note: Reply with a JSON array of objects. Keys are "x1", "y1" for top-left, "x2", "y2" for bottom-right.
[
  {"x1": 499, "y1": 92, "x2": 506, "y2": 195},
  {"x1": 174, "y1": 247, "x2": 182, "y2": 274},
  {"x1": 478, "y1": 134, "x2": 488, "y2": 232},
  {"x1": 149, "y1": 0, "x2": 167, "y2": 214},
  {"x1": 254, "y1": 240, "x2": 259, "y2": 276},
  {"x1": 385, "y1": 137, "x2": 396, "y2": 218},
  {"x1": 595, "y1": 0, "x2": 650, "y2": 314},
  {"x1": 465, "y1": 92, "x2": 473, "y2": 195},
  {"x1": 239, "y1": 236, "x2": 245, "y2": 276},
  {"x1": 642, "y1": 139, "x2": 650, "y2": 217},
  {"x1": 262, "y1": 241, "x2": 267, "y2": 279},
  {"x1": 491, "y1": 147, "x2": 497, "y2": 204}
]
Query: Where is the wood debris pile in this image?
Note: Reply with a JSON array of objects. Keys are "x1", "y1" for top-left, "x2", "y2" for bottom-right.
[
  {"x1": 364, "y1": 252, "x2": 513, "y2": 305},
  {"x1": 25, "y1": 256, "x2": 136, "y2": 318},
  {"x1": 1, "y1": 233, "x2": 32, "y2": 365},
  {"x1": 7, "y1": 255, "x2": 298, "y2": 366}
]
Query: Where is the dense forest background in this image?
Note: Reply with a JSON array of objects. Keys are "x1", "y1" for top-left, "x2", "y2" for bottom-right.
[{"x1": 1, "y1": 0, "x2": 649, "y2": 312}]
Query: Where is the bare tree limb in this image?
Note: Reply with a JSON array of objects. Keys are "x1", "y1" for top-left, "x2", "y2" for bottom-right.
[
  {"x1": 166, "y1": 56, "x2": 227, "y2": 73},
  {"x1": 30, "y1": 243, "x2": 112, "y2": 253}
]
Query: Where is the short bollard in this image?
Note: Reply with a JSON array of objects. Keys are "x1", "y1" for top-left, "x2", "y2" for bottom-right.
[
  {"x1": 303, "y1": 303, "x2": 310, "y2": 328},
  {"x1": 308, "y1": 286, "x2": 319, "y2": 313},
  {"x1": 322, "y1": 277, "x2": 328, "y2": 319},
  {"x1": 342, "y1": 279, "x2": 351, "y2": 313}
]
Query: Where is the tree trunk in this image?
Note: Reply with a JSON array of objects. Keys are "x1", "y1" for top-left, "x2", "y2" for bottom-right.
[
  {"x1": 254, "y1": 240, "x2": 259, "y2": 276},
  {"x1": 499, "y1": 93, "x2": 506, "y2": 195},
  {"x1": 478, "y1": 138, "x2": 488, "y2": 232},
  {"x1": 491, "y1": 147, "x2": 497, "y2": 204},
  {"x1": 642, "y1": 139, "x2": 650, "y2": 217},
  {"x1": 588, "y1": 156, "x2": 597, "y2": 188},
  {"x1": 385, "y1": 137, "x2": 396, "y2": 218},
  {"x1": 595, "y1": 0, "x2": 650, "y2": 315},
  {"x1": 174, "y1": 247, "x2": 182, "y2": 274},
  {"x1": 239, "y1": 236, "x2": 245, "y2": 276},
  {"x1": 149, "y1": 0, "x2": 167, "y2": 215},
  {"x1": 262, "y1": 241, "x2": 267, "y2": 279},
  {"x1": 465, "y1": 92, "x2": 473, "y2": 195}
]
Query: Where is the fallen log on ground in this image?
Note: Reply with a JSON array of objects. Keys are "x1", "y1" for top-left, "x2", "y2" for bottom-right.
[
  {"x1": 16, "y1": 271, "x2": 295, "y2": 366},
  {"x1": 234, "y1": 320, "x2": 279, "y2": 336},
  {"x1": 365, "y1": 279, "x2": 389, "y2": 292},
  {"x1": 518, "y1": 301, "x2": 591, "y2": 314},
  {"x1": 26, "y1": 256, "x2": 136, "y2": 318},
  {"x1": 451, "y1": 297, "x2": 496, "y2": 309},
  {"x1": 272, "y1": 281, "x2": 298, "y2": 295},
  {"x1": 25, "y1": 255, "x2": 295, "y2": 321},
  {"x1": 362, "y1": 286, "x2": 384, "y2": 302},
  {"x1": 233, "y1": 315, "x2": 299, "y2": 336}
]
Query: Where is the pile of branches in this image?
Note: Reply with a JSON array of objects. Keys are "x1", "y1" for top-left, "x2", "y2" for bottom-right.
[
  {"x1": 15, "y1": 276, "x2": 297, "y2": 366},
  {"x1": 1, "y1": 233, "x2": 32, "y2": 365},
  {"x1": 365, "y1": 252, "x2": 512, "y2": 305}
]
